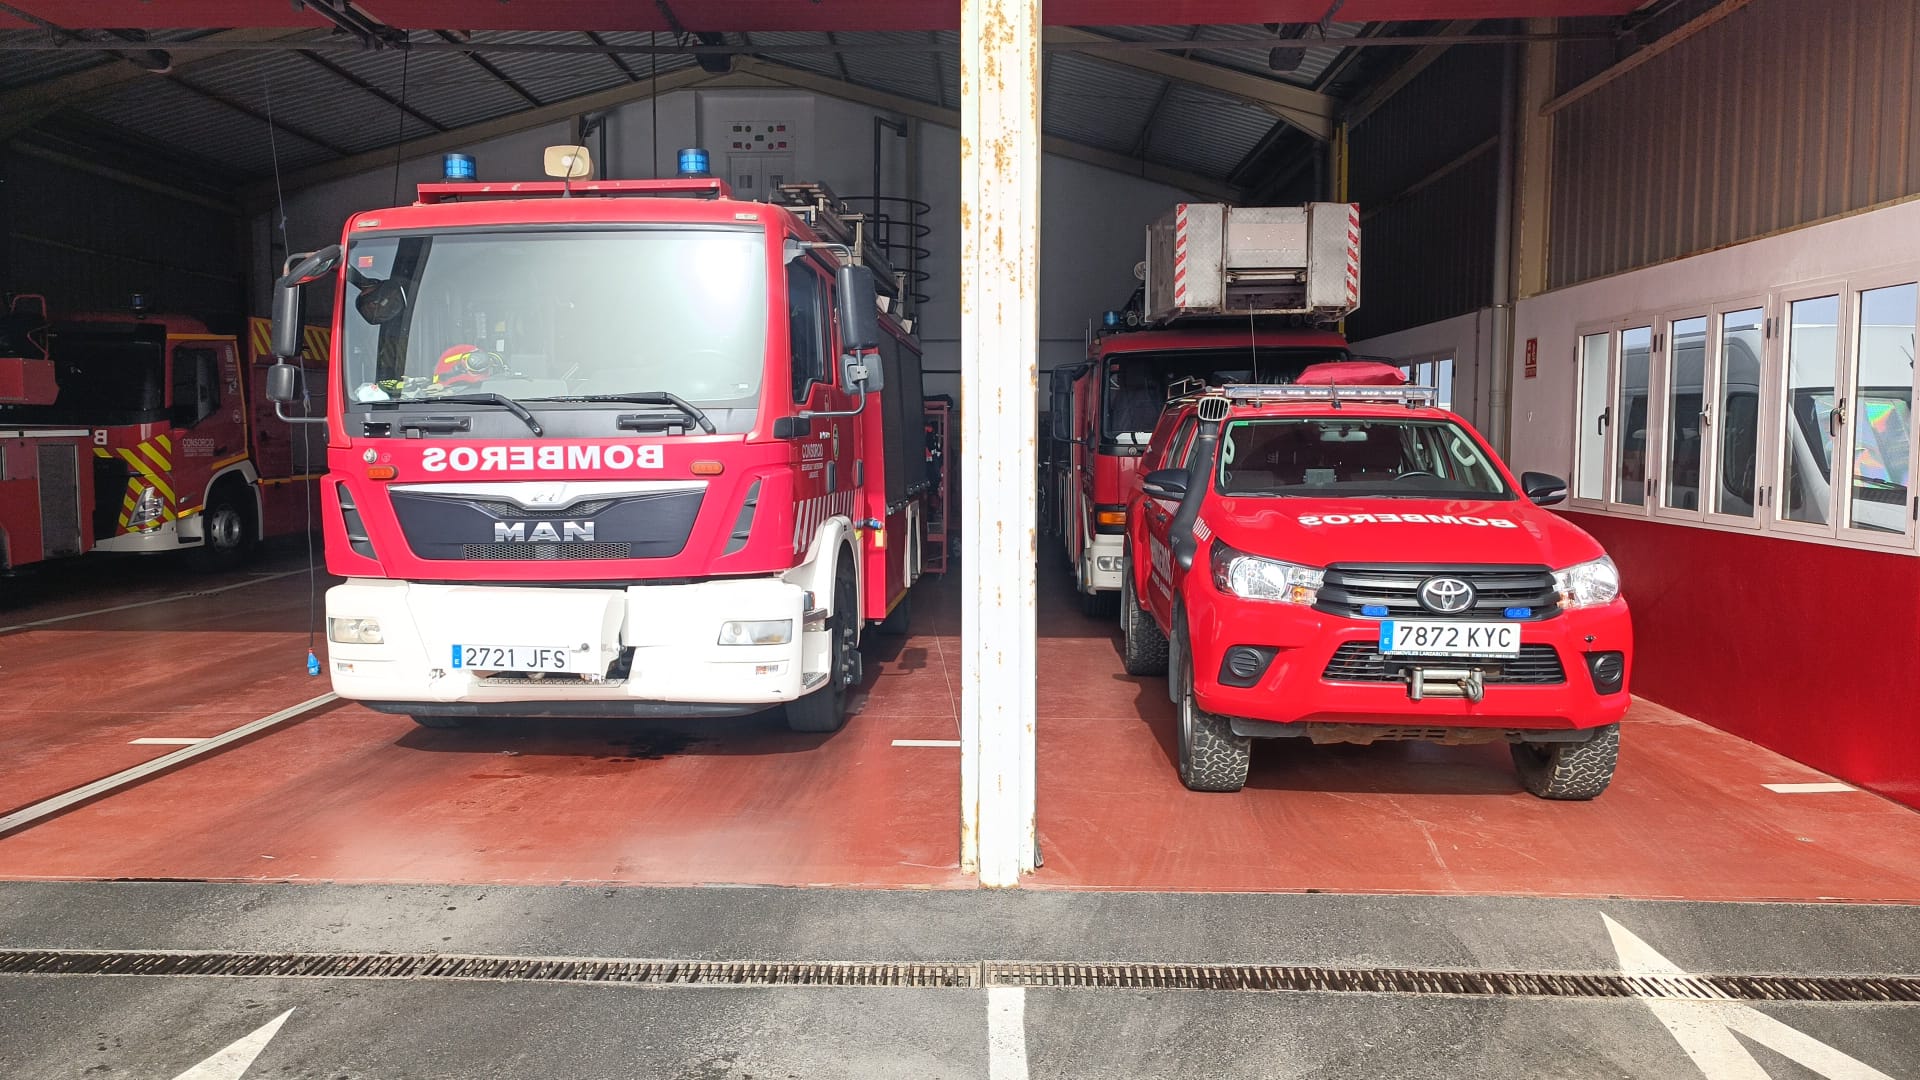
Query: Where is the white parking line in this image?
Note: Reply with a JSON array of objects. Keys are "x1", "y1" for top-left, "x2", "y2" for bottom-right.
[
  {"x1": 893, "y1": 739, "x2": 962, "y2": 748},
  {"x1": 0, "y1": 570, "x2": 304, "y2": 634},
  {"x1": 1763, "y1": 782, "x2": 1857, "y2": 794},
  {"x1": 0, "y1": 694, "x2": 337, "y2": 838},
  {"x1": 987, "y1": 986, "x2": 1029, "y2": 1080},
  {"x1": 130, "y1": 738, "x2": 210, "y2": 746}
]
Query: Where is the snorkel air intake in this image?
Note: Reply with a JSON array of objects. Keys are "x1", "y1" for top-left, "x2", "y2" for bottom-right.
[{"x1": 1169, "y1": 393, "x2": 1229, "y2": 571}]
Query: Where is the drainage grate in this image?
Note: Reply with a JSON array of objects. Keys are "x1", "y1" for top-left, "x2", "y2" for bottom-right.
[{"x1": 2, "y1": 950, "x2": 1914, "y2": 1003}]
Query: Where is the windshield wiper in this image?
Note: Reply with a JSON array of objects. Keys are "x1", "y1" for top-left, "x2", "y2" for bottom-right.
[
  {"x1": 524, "y1": 392, "x2": 717, "y2": 435},
  {"x1": 403, "y1": 393, "x2": 544, "y2": 437}
]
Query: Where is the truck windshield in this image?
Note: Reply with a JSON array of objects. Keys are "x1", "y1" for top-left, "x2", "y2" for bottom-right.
[
  {"x1": 1216, "y1": 417, "x2": 1512, "y2": 499},
  {"x1": 0, "y1": 327, "x2": 167, "y2": 426},
  {"x1": 1102, "y1": 346, "x2": 1347, "y2": 448},
  {"x1": 340, "y1": 228, "x2": 768, "y2": 415}
]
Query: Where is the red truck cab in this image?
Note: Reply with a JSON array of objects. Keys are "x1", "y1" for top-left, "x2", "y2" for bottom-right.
[{"x1": 1122, "y1": 364, "x2": 1632, "y2": 798}]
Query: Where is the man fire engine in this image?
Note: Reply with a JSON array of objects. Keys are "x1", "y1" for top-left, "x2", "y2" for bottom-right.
[
  {"x1": 265, "y1": 147, "x2": 928, "y2": 732},
  {"x1": 1049, "y1": 202, "x2": 1363, "y2": 614},
  {"x1": 0, "y1": 293, "x2": 328, "y2": 571}
]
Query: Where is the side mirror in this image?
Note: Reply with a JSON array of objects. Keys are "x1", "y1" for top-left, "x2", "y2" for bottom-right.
[
  {"x1": 1522, "y1": 471, "x2": 1568, "y2": 506},
  {"x1": 1141, "y1": 468, "x2": 1189, "y2": 500},
  {"x1": 265, "y1": 362, "x2": 304, "y2": 405},
  {"x1": 271, "y1": 245, "x2": 341, "y2": 359},
  {"x1": 835, "y1": 264, "x2": 882, "y2": 354},
  {"x1": 841, "y1": 348, "x2": 884, "y2": 394}
]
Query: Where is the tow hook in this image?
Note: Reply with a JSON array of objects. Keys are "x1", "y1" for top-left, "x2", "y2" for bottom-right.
[{"x1": 1407, "y1": 667, "x2": 1485, "y2": 704}]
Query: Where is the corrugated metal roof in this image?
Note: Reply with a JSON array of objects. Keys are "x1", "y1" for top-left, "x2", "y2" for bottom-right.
[
  {"x1": 836, "y1": 31, "x2": 944, "y2": 107},
  {"x1": 85, "y1": 75, "x2": 334, "y2": 174},
  {"x1": 0, "y1": 27, "x2": 215, "y2": 89},
  {"x1": 176, "y1": 50, "x2": 417, "y2": 155},
  {"x1": 1142, "y1": 83, "x2": 1275, "y2": 179},
  {"x1": 1044, "y1": 53, "x2": 1165, "y2": 154},
  {"x1": 469, "y1": 30, "x2": 630, "y2": 104},
  {"x1": 1189, "y1": 21, "x2": 1364, "y2": 87},
  {"x1": 741, "y1": 30, "x2": 845, "y2": 81},
  {"x1": 324, "y1": 34, "x2": 532, "y2": 130}
]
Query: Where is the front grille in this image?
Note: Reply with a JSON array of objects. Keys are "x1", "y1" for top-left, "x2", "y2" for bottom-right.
[
  {"x1": 462, "y1": 542, "x2": 630, "y2": 561},
  {"x1": 1323, "y1": 642, "x2": 1566, "y2": 685},
  {"x1": 471, "y1": 499, "x2": 615, "y2": 519},
  {"x1": 1317, "y1": 564, "x2": 1560, "y2": 621}
]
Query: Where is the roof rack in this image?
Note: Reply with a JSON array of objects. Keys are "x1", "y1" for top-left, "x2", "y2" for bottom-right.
[
  {"x1": 1168, "y1": 382, "x2": 1439, "y2": 411},
  {"x1": 773, "y1": 182, "x2": 902, "y2": 303}
]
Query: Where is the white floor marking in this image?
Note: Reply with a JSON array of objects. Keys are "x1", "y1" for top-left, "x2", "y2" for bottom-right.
[
  {"x1": 0, "y1": 570, "x2": 303, "y2": 634},
  {"x1": 987, "y1": 985, "x2": 1030, "y2": 1080},
  {"x1": 0, "y1": 694, "x2": 337, "y2": 837},
  {"x1": 893, "y1": 739, "x2": 963, "y2": 747},
  {"x1": 1602, "y1": 914, "x2": 1897, "y2": 1080},
  {"x1": 171, "y1": 1008, "x2": 293, "y2": 1080},
  {"x1": 130, "y1": 738, "x2": 211, "y2": 746},
  {"x1": 1763, "y1": 783, "x2": 1857, "y2": 794}
]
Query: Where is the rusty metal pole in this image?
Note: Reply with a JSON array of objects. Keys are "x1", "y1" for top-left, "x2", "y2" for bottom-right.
[{"x1": 958, "y1": 0, "x2": 1040, "y2": 886}]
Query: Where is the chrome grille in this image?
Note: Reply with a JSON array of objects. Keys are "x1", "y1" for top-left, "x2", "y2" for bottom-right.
[
  {"x1": 462, "y1": 542, "x2": 630, "y2": 561},
  {"x1": 1323, "y1": 642, "x2": 1567, "y2": 685},
  {"x1": 470, "y1": 498, "x2": 614, "y2": 519},
  {"x1": 1317, "y1": 564, "x2": 1560, "y2": 621}
]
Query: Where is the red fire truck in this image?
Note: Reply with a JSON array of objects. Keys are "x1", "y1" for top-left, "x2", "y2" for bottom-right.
[
  {"x1": 263, "y1": 151, "x2": 929, "y2": 732},
  {"x1": 1048, "y1": 202, "x2": 1362, "y2": 613},
  {"x1": 0, "y1": 294, "x2": 329, "y2": 572}
]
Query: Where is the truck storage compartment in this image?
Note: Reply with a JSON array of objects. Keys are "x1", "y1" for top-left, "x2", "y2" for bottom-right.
[{"x1": 1143, "y1": 202, "x2": 1360, "y2": 325}]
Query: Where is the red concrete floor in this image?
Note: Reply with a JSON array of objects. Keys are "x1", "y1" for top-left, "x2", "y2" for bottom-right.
[{"x1": 5, "y1": 547, "x2": 1920, "y2": 900}]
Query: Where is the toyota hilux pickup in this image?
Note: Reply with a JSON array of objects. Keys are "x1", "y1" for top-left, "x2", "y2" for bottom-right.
[{"x1": 1121, "y1": 362, "x2": 1631, "y2": 799}]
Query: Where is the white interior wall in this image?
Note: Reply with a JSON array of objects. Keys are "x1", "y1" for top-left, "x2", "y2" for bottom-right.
[
  {"x1": 1349, "y1": 309, "x2": 1493, "y2": 432},
  {"x1": 252, "y1": 86, "x2": 1191, "y2": 405}
]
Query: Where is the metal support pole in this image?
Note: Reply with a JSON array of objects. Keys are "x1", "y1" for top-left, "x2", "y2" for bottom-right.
[
  {"x1": 958, "y1": 0, "x2": 1040, "y2": 887},
  {"x1": 1487, "y1": 42, "x2": 1518, "y2": 458}
]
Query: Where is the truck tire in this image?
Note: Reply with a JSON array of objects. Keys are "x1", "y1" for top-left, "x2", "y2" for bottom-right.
[
  {"x1": 1079, "y1": 586, "x2": 1117, "y2": 619},
  {"x1": 1511, "y1": 724, "x2": 1619, "y2": 800},
  {"x1": 876, "y1": 589, "x2": 912, "y2": 637},
  {"x1": 786, "y1": 563, "x2": 857, "y2": 733},
  {"x1": 193, "y1": 487, "x2": 256, "y2": 571},
  {"x1": 1175, "y1": 628, "x2": 1250, "y2": 792},
  {"x1": 410, "y1": 714, "x2": 471, "y2": 730},
  {"x1": 1120, "y1": 564, "x2": 1168, "y2": 676}
]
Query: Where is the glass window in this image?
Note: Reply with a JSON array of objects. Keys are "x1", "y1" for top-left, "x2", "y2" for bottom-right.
[
  {"x1": 1161, "y1": 418, "x2": 1196, "y2": 473},
  {"x1": 171, "y1": 346, "x2": 222, "y2": 426},
  {"x1": 1576, "y1": 332, "x2": 1610, "y2": 500},
  {"x1": 1847, "y1": 282, "x2": 1916, "y2": 534},
  {"x1": 1435, "y1": 357, "x2": 1454, "y2": 411},
  {"x1": 1664, "y1": 316, "x2": 1708, "y2": 510},
  {"x1": 1216, "y1": 418, "x2": 1510, "y2": 499},
  {"x1": 787, "y1": 265, "x2": 827, "y2": 403},
  {"x1": 1616, "y1": 326, "x2": 1652, "y2": 505},
  {"x1": 1713, "y1": 308, "x2": 1764, "y2": 518},
  {"x1": 1781, "y1": 295, "x2": 1841, "y2": 525}
]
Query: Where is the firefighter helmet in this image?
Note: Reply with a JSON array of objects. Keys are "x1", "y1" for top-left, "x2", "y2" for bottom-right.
[{"x1": 431, "y1": 343, "x2": 501, "y2": 387}]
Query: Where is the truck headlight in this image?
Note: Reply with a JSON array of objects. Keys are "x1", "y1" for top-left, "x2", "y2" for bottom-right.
[
  {"x1": 718, "y1": 619, "x2": 793, "y2": 646},
  {"x1": 328, "y1": 617, "x2": 384, "y2": 644},
  {"x1": 1553, "y1": 556, "x2": 1620, "y2": 609},
  {"x1": 127, "y1": 486, "x2": 165, "y2": 529},
  {"x1": 1210, "y1": 542, "x2": 1322, "y2": 605}
]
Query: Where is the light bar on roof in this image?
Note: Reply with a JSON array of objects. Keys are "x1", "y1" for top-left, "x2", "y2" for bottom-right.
[{"x1": 1169, "y1": 383, "x2": 1440, "y2": 409}]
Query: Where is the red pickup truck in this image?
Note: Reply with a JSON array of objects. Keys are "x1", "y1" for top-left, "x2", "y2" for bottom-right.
[{"x1": 1122, "y1": 363, "x2": 1632, "y2": 798}]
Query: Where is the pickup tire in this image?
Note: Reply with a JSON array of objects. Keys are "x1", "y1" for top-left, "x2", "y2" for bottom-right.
[
  {"x1": 409, "y1": 714, "x2": 471, "y2": 730},
  {"x1": 786, "y1": 562, "x2": 858, "y2": 733},
  {"x1": 1120, "y1": 563, "x2": 1168, "y2": 676},
  {"x1": 1175, "y1": 628, "x2": 1250, "y2": 792},
  {"x1": 1511, "y1": 724, "x2": 1618, "y2": 800}
]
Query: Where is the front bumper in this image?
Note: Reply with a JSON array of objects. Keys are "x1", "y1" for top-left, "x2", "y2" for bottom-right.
[
  {"x1": 1081, "y1": 533, "x2": 1125, "y2": 593},
  {"x1": 325, "y1": 576, "x2": 820, "y2": 717},
  {"x1": 1185, "y1": 587, "x2": 1633, "y2": 735}
]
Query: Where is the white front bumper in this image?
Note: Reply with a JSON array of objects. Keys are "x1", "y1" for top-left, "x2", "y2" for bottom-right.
[
  {"x1": 326, "y1": 577, "x2": 816, "y2": 712},
  {"x1": 1082, "y1": 534, "x2": 1125, "y2": 592}
]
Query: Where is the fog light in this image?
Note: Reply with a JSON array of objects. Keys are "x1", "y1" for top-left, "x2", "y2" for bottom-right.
[
  {"x1": 328, "y1": 617, "x2": 384, "y2": 644},
  {"x1": 718, "y1": 619, "x2": 793, "y2": 646},
  {"x1": 1218, "y1": 645, "x2": 1277, "y2": 688},
  {"x1": 1096, "y1": 556, "x2": 1120, "y2": 572},
  {"x1": 1585, "y1": 651, "x2": 1626, "y2": 694}
]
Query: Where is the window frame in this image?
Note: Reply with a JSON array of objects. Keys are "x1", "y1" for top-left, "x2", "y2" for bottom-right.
[
  {"x1": 1569, "y1": 322, "x2": 1616, "y2": 512},
  {"x1": 1835, "y1": 269, "x2": 1920, "y2": 548},
  {"x1": 1769, "y1": 279, "x2": 1854, "y2": 542},
  {"x1": 1651, "y1": 307, "x2": 1711, "y2": 524},
  {"x1": 1699, "y1": 296, "x2": 1772, "y2": 532},
  {"x1": 786, "y1": 257, "x2": 833, "y2": 405}
]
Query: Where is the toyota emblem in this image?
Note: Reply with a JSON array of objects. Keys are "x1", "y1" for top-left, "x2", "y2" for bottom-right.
[{"x1": 1418, "y1": 576, "x2": 1475, "y2": 614}]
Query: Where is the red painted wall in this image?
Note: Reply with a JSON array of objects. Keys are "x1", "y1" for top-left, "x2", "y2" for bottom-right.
[{"x1": 1567, "y1": 512, "x2": 1920, "y2": 809}]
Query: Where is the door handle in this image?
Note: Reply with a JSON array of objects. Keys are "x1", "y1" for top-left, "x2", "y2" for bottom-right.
[
  {"x1": 1830, "y1": 397, "x2": 1847, "y2": 437},
  {"x1": 1597, "y1": 407, "x2": 1610, "y2": 436}
]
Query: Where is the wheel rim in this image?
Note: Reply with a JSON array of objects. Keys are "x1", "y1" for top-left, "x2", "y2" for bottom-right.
[
  {"x1": 207, "y1": 506, "x2": 243, "y2": 551},
  {"x1": 834, "y1": 586, "x2": 857, "y2": 688},
  {"x1": 1177, "y1": 664, "x2": 1194, "y2": 775}
]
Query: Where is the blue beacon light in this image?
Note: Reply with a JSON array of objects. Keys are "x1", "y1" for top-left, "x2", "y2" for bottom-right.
[
  {"x1": 442, "y1": 153, "x2": 476, "y2": 181},
  {"x1": 678, "y1": 147, "x2": 711, "y2": 177}
]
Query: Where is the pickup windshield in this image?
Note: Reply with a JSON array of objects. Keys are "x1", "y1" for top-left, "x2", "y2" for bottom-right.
[
  {"x1": 1216, "y1": 417, "x2": 1512, "y2": 499},
  {"x1": 340, "y1": 227, "x2": 767, "y2": 416},
  {"x1": 1101, "y1": 346, "x2": 1348, "y2": 448}
]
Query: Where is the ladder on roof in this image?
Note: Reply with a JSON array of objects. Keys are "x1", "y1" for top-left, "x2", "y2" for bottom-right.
[{"x1": 773, "y1": 182, "x2": 903, "y2": 307}]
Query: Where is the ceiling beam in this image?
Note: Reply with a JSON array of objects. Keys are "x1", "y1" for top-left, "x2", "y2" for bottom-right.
[
  {"x1": 1129, "y1": 26, "x2": 1201, "y2": 159},
  {"x1": 241, "y1": 61, "x2": 725, "y2": 203},
  {"x1": 0, "y1": 27, "x2": 319, "y2": 140},
  {"x1": 1043, "y1": 27, "x2": 1334, "y2": 142},
  {"x1": 584, "y1": 30, "x2": 643, "y2": 82},
  {"x1": 734, "y1": 58, "x2": 1242, "y2": 202},
  {"x1": 1542, "y1": 0, "x2": 1754, "y2": 116},
  {"x1": 296, "y1": 49, "x2": 449, "y2": 133},
  {"x1": 1342, "y1": 19, "x2": 1476, "y2": 127},
  {"x1": 436, "y1": 30, "x2": 544, "y2": 108}
]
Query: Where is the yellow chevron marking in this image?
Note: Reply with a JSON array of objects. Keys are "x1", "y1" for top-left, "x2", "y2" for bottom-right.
[
  {"x1": 155, "y1": 434, "x2": 172, "y2": 453},
  {"x1": 116, "y1": 448, "x2": 176, "y2": 503},
  {"x1": 139, "y1": 441, "x2": 172, "y2": 473},
  {"x1": 94, "y1": 447, "x2": 112, "y2": 459}
]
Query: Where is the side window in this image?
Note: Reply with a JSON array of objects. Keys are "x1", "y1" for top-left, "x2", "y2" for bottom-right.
[
  {"x1": 1161, "y1": 417, "x2": 1196, "y2": 472},
  {"x1": 1574, "y1": 331, "x2": 1611, "y2": 501},
  {"x1": 1616, "y1": 325, "x2": 1652, "y2": 507},
  {"x1": 787, "y1": 265, "x2": 828, "y2": 403},
  {"x1": 1711, "y1": 307, "x2": 1764, "y2": 519},
  {"x1": 171, "y1": 346, "x2": 221, "y2": 426}
]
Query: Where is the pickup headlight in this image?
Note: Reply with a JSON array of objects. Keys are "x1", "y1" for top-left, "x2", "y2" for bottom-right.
[
  {"x1": 718, "y1": 619, "x2": 793, "y2": 646},
  {"x1": 1210, "y1": 541, "x2": 1323, "y2": 605},
  {"x1": 328, "y1": 617, "x2": 384, "y2": 644},
  {"x1": 1553, "y1": 556, "x2": 1621, "y2": 609}
]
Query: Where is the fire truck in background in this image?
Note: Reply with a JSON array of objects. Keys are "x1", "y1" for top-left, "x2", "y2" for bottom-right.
[
  {"x1": 1047, "y1": 202, "x2": 1363, "y2": 613},
  {"x1": 0, "y1": 294, "x2": 329, "y2": 572},
  {"x1": 263, "y1": 147, "x2": 929, "y2": 733}
]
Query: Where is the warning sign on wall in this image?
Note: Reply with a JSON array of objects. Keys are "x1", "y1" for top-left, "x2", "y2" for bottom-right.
[{"x1": 1523, "y1": 337, "x2": 1538, "y2": 379}]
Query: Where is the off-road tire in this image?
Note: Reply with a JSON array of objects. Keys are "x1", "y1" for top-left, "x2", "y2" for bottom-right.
[
  {"x1": 1175, "y1": 631, "x2": 1251, "y2": 792},
  {"x1": 409, "y1": 714, "x2": 472, "y2": 730},
  {"x1": 786, "y1": 563, "x2": 857, "y2": 733},
  {"x1": 1511, "y1": 723, "x2": 1619, "y2": 800},
  {"x1": 192, "y1": 488, "x2": 256, "y2": 571},
  {"x1": 1120, "y1": 564, "x2": 1168, "y2": 676}
]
